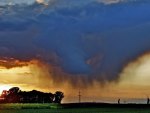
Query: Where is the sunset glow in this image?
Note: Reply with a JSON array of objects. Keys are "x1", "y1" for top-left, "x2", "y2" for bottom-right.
[
  {"x1": 0, "y1": 85, "x2": 12, "y2": 94},
  {"x1": 0, "y1": 66, "x2": 30, "y2": 75},
  {"x1": 0, "y1": 0, "x2": 150, "y2": 103},
  {"x1": 0, "y1": 56, "x2": 150, "y2": 102}
]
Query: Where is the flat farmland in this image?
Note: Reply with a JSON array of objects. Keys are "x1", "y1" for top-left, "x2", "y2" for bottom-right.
[
  {"x1": 0, "y1": 108, "x2": 150, "y2": 113},
  {"x1": 0, "y1": 103, "x2": 150, "y2": 113}
]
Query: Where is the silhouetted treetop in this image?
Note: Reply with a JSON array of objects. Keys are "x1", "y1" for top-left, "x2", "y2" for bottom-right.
[{"x1": 0, "y1": 87, "x2": 64, "y2": 104}]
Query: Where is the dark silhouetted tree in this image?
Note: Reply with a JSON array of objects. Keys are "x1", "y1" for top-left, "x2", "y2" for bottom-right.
[
  {"x1": 9, "y1": 87, "x2": 20, "y2": 94},
  {"x1": 54, "y1": 91, "x2": 64, "y2": 103},
  {"x1": 5, "y1": 87, "x2": 20, "y2": 103},
  {"x1": 0, "y1": 87, "x2": 63, "y2": 103}
]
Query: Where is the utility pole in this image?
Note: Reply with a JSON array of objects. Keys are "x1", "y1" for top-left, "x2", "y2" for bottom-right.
[
  {"x1": 78, "y1": 90, "x2": 81, "y2": 103},
  {"x1": 118, "y1": 98, "x2": 120, "y2": 104},
  {"x1": 147, "y1": 96, "x2": 150, "y2": 104}
]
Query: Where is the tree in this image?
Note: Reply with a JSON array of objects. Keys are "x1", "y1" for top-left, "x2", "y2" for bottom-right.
[
  {"x1": 5, "y1": 87, "x2": 20, "y2": 103},
  {"x1": 0, "y1": 87, "x2": 64, "y2": 103},
  {"x1": 54, "y1": 91, "x2": 64, "y2": 103}
]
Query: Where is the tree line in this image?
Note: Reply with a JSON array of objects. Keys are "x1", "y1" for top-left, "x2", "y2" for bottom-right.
[{"x1": 0, "y1": 87, "x2": 64, "y2": 104}]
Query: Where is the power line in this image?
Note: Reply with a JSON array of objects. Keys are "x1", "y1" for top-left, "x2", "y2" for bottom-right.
[{"x1": 78, "y1": 90, "x2": 81, "y2": 103}]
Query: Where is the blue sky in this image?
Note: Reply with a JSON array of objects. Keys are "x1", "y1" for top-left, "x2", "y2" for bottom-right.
[{"x1": 0, "y1": 0, "x2": 150, "y2": 86}]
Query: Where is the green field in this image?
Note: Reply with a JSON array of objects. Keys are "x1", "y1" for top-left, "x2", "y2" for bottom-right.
[
  {"x1": 0, "y1": 103, "x2": 61, "y2": 109},
  {"x1": 0, "y1": 108, "x2": 150, "y2": 113},
  {"x1": 0, "y1": 104, "x2": 150, "y2": 113}
]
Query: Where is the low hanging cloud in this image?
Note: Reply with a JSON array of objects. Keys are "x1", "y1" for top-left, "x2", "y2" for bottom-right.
[
  {"x1": 0, "y1": 0, "x2": 134, "y2": 6},
  {"x1": 0, "y1": 0, "x2": 150, "y2": 87},
  {"x1": 120, "y1": 53, "x2": 150, "y2": 86}
]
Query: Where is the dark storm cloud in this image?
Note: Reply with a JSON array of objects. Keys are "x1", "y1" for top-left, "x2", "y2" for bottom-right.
[{"x1": 0, "y1": 0, "x2": 150, "y2": 85}]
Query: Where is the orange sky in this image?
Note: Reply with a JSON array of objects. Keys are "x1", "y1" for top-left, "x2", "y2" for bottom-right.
[{"x1": 0, "y1": 54, "x2": 150, "y2": 103}]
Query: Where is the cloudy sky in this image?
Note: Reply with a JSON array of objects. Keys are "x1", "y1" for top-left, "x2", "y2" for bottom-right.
[{"x1": 0, "y1": 0, "x2": 150, "y2": 103}]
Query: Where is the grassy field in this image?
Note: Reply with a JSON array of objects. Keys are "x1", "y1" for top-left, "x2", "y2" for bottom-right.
[
  {"x1": 0, "y1": 103, "x2": 61, "y2": 109},
  {"x1": 0, "y1": 108, "x2": 150, "y2": 113},
  {"x1": 0, "y1": 104, "x2": 150, "y2": 113}
]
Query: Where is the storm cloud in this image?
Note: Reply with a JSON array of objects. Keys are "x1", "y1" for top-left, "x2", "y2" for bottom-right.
[{"x1": 0, "y1": 0, "x2": 150, "y2": 86}]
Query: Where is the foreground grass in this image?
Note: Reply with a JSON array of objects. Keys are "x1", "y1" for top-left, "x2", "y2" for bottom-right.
[
  {"x1": 0, "y1": 108, "x2": 150, "y2": 113},
  {"x1": 0, "y1": 103, "x2": 61, "y2": 109},
  {"x1": 0, "y1": 104, "x2": 150, "y2": 113}
]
